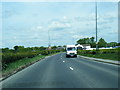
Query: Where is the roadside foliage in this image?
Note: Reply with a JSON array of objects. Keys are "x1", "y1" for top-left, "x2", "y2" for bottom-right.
[
  {"x1": 1, "y1": 46, "x2": 64, "y2": 70},
  {"x1": 77, "y1": 48, "x2": 119, "y2": 61}
]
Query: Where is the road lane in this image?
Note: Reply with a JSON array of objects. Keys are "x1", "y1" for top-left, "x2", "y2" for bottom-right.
[
  {"x1": 2, "y1": 53, "x2": 119, "y2": 88},
  {"x1": 62, "y1": 54, "x2": 118, "y2": 88}
]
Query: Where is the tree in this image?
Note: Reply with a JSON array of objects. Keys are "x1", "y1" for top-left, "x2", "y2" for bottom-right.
[
  {"x1": 107, "y1": 42, "x2": 118, "y2": 47},
  {"x1": 77, "y1": 38, "x2": 87, "y2": 44},
  {"x1": 2, "y1": 48, "x2": 9, "y2": 52},
  {"x1": 90, "y1": 37, "x2": 95, "y2": 43},
  {"x1": 77, "y1": 37, "x2": 95, "y2": 45},
  {"x1": 39, "y1": 46, "x2": 46, "y2": 50},
  {"x1": 89, "y1": 37, "x2": 96, "y2": 48},
  {"x1": 14, "y1": 46, "x2": 19, "y2": 51},
  {"x1": 52, "y1": 46, "x2": 57, "y2": 50},
  {"x1": 117, "y1": 43, "x2": 120, "y2": 46},
  {"x1": 14, "y1": 46, "x2": 25, "y2": 51},
  {"x1": 98, "y1": 38, "x2": 107, "y2": 48}
]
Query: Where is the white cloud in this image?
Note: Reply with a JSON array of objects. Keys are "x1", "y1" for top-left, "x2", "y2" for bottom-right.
[
  {"x1": 48, "y1": 21, "x2": 71, "y2": 31},
  {"x1": 36, "y1": 26, "x2": 43, "y2": 30},
  {"x1": 63, "y1": 16, "x2": 67, "y2": 20},
  {"x1": 72, "y1": 35, "x2": 89, "y2": 39},
  {"x1": 69, "y1": 31, "x2": 75, "y2": 34},
  {"x1": 31, "y1": 25, "x2": 44, "y2": 31}
]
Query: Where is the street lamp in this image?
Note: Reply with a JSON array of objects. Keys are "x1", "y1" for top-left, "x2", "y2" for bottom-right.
[
  {"x1": 95, "y1": 0, "x2": 98, "y2": 50},
  {"x1": 48, "y1": 29, "x2": 51, "y2": 54}
]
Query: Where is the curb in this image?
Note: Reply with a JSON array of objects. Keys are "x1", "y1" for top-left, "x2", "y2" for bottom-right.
[{"x1": 78, "y1": 55, "x2": 120, "y2": 65}]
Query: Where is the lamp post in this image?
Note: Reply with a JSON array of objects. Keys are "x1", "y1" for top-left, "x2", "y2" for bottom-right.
[
  {"x1": 95, "y1": 0, "x2": 98, "y2": 50},
  {"x1": 48, "y1": 29, "x2": 51, "y2": 54}
]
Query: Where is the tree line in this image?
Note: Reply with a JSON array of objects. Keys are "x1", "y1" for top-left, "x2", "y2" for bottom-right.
[{"x1": 77, "y1": 37, "x2": 119, "y2": 48}]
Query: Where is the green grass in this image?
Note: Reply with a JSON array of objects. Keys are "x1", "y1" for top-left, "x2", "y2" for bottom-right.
[
  {"x1": 79, "y1": 53, "x2": 118, "y2": 61},
  {"x1": 2, "y1": 55, "x2": 45, "y2": 77},
  {"x1": 2, "y1": 52, "x2": 61, "y2": 78}
]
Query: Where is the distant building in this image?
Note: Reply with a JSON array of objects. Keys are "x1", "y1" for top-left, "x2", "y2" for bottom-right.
[
  {"x1": 81, "y1": 44, "x2": 91, "y2": 50},
  {"x1": 76, "y1": 44, "x2": 91, "y2": 50},
  {"x1": 76, "y1": 44, "x2": 84, "y2": 50}
]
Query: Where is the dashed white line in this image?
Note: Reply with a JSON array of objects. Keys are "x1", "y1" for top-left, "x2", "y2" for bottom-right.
[
  {"x1": 69, "y1": 67, "x2": 74, "y2": 71},
  {"x1": 63, "y1": 61, "x2": 65, "y2": 63}
]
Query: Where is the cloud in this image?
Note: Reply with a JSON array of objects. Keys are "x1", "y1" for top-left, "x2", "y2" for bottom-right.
[
  {"x1": 72, "y1": 35, "x2": 89, "y2": 39},
  {"x1": 31, "y1": 26, "x2": 43, "y2": 31},
  {"x1": 49, "y1": 21, "x2": 71, "y2": 31}
]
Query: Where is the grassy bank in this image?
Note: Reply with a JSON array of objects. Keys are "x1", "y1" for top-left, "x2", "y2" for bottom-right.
[
  {"x1": 79, "y1": 53, "x2": 118, "y2": 61},
  {"x1": 2, "y1": 52, "x2": 60, "y2": 78},
  {"x1": 78, "y1": 48, "x2": 119, "y2": 61},
  {"x1": 2, "y1": 55, "x2": 45, "y2": 77}
]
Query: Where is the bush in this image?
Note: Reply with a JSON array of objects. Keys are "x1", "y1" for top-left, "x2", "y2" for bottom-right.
[
  {"x1": 2, "y1": 48, "x2": 62, "y2": 70},
  {"x1": 2, "y1": 51, "x2": 40, "y2": 69},
  {"x1": 78, "y1": 48, "x2": 118, "y2": 55}
]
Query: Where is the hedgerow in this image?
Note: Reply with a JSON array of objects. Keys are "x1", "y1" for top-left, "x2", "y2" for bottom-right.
[
  {"x1": 2, "y1": 49, "x2": 62, "y2": 70},
  {"x1": 77, "y1": 48, "x2": 118, "y2": 55}
]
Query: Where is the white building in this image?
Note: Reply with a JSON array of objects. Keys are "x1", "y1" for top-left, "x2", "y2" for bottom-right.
[{"x1": 76, "y1": 44, "x2": 91, "y2": 50}]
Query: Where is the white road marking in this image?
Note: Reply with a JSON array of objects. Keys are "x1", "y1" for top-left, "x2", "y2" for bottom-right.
[
  {"x1": 63, "y1": 61, "x2": 65, "y2": 63},
  {"x1": 69, "y1": 67, "x2": 74, "y2": 71},
  {"x1": 61, "y1": 58, "x2": 62, "y2": 59}
]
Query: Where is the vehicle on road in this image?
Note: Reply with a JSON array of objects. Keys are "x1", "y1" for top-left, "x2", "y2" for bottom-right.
[{"x1": 66, "y1": 45, "x2": 77, "y2": 58}]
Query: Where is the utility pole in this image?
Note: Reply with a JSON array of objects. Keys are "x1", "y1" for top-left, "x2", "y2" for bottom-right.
[
  {"x1": 95, "y1": 0, "x2": 98, "y2": 50},
  {"x1": 48, "y1": 29, "x2": 51, "y2": 54}
]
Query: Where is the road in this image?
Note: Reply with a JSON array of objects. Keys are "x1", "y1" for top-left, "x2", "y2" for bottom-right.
[{"x1": 1, "y1": 53, "x2": 119, "y2": 88}]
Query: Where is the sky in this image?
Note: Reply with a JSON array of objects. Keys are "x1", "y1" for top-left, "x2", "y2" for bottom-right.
[{"x1": 1, "y1": 1, "x2": 118, "y2": 48}]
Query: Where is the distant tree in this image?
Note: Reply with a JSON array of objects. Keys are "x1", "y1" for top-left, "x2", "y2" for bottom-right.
[
  {"x1": 40, "y1": 46, "x2": 46, "y2": 50},
  {"x1": 52, "y1": 46, "x2": 57, "y2": 50},
  {"x1": 107, "y1": 42, "x2": 118, "y2": 47},
  {"x1": 2, "y1": 48, "x2": 9, "y2": 52},
  {"x1": 89, "y1": 37, "x2": 96, "y2": 48},
  {"x1": 13, "y1": 46, "x2": 26, "y2": 52},
  {"x1": 58, "y1": 46, "x2": 61, "y2": 47},
  {"x1": 98, "y1": 38, "x2": 107, "y2": 48},
  {"x1": 77, "y1": 38, "x2": 86, "y2": 44},
  {"x1": 77, "y1": 37, "x2": 95, "y2": 45},
  {"x1": 14, "y1": 46, "x2": 19, "y2": 51},
  {"x1": 118, "y1": 43, "x2": 120, "y2": 46},
  {"x1": 90, "y1": 43, "x2": 96, "y2": 48},
  {"x1": 90, "y1": 37, "x2": 95, "y2": 43},
  {"x1": 63, "y1": 45, "x2": 66, "y2": 47}
]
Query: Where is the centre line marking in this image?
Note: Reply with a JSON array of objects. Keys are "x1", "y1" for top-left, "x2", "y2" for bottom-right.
[
  {"x1": 69, "y1": 67, "x2": 74, "y2": 71},
  {"x1": 63, "y1": 61, "x2": 65, "y2": 63}
]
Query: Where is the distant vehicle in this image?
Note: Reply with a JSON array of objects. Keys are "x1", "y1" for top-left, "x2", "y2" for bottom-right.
[{"x1": 66, "y1": 45, "x2": 77, "y2": 58}]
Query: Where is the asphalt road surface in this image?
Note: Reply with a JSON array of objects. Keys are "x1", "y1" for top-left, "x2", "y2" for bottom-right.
[{"x1": 1, "y1": 53, "x2": 119, "y2": 88}]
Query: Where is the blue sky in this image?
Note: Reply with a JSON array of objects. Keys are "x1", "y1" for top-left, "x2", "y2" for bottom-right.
[{"x1": 1, "y1": 2, "x2": 118, "y2": 48}]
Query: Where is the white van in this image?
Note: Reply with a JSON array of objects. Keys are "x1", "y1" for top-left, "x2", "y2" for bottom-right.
[{"x1": 66, "y1": 45, "x2": 77, "y2": 58}]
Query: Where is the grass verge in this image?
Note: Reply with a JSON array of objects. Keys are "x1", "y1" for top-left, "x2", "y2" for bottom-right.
[
  {"x1": 1, "y1": 52, "x2": 60, "y2": 79},
  {"x1": 79, "y1": 53, "x2": 118, "y2": 61},
  {"x1": 2, "y1": 55, "x2": 45, "y2": 78}
]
